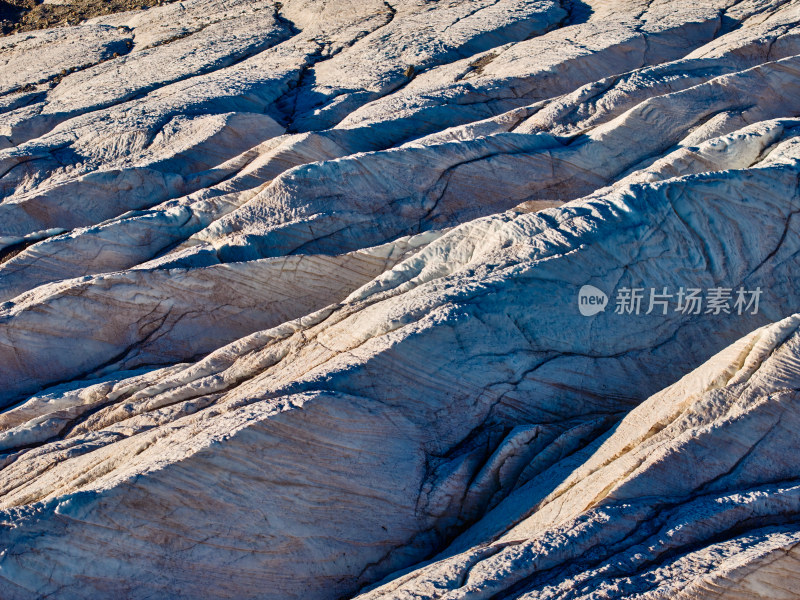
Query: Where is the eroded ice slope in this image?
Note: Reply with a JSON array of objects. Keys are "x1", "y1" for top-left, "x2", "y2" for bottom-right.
[{"x1": 1, "y1": 0, "x2": 800, "y2": 598}]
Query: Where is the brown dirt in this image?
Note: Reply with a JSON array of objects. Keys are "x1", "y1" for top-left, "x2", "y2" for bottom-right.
[
  {"x1": 0, "y1": 0, "x2": 180, "y2": 36},
  {"x1": 468, "y1": 52, "x2": 498, "y2": 76}
]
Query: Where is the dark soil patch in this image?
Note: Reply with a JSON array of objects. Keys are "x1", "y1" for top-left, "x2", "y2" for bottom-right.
[
  {"x1": 1, "y1": 0, "x2": 180, "y2": 36},
  {"x1": 469, "y1": 52, "x2": 498, "y2": 76}
]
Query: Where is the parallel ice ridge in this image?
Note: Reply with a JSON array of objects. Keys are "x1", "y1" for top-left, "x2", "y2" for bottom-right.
[{"x1": 1, "y1": 0, "x2": 800, "y2": 598}]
